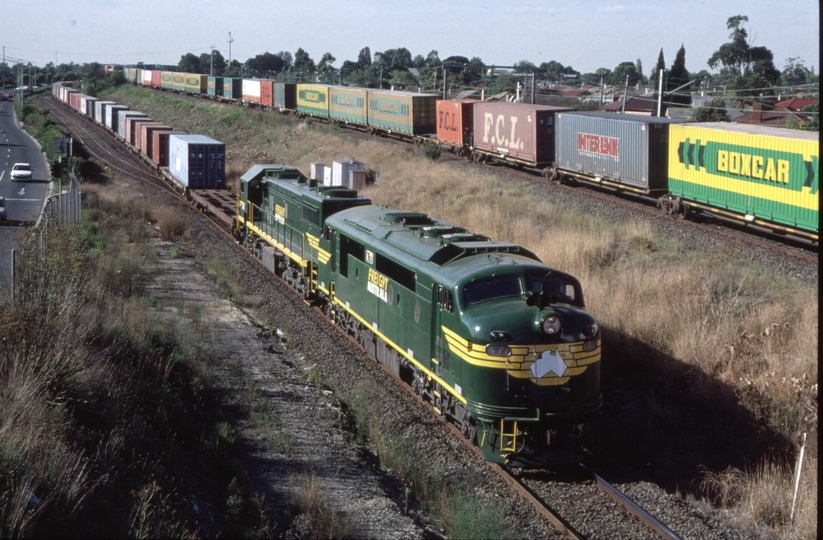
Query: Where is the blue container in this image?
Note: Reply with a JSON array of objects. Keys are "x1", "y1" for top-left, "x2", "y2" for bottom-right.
[{"x1": 167, "y1": 134, "x2": 226, "y2": 189}]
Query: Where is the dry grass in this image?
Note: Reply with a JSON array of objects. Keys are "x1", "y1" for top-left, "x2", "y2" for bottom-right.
[
  {"x1": 288, "y1": 471, "x2": 357, "y2": 539},
  {"x1": 103, "y1": 87, "x2": 818, "y2": 538}
]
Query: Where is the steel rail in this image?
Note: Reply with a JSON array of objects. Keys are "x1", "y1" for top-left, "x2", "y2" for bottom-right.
[{"x1": 580, "y1": 464, "x2": 682, "y2": 540}]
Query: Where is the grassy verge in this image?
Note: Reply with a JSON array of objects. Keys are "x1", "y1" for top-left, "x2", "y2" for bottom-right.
[{"x1": 100, "y1": 85, "x2": 817, "y2": 539}]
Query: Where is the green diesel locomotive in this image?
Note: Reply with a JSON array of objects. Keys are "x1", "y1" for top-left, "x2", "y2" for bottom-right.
[{"x1": 236, "y1": 164, "x2": 602, "y2": 467}]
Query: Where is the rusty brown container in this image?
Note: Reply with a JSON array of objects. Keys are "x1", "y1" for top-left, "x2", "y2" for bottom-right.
[
  {"x1": 126, "y1": 116, "x2": 152, "y2": 146},
  {"x1": 436, "y1": 99, "x2": 476, "y2": 148},
  {"x1": 260, "y1": 80, "x2": 274, "y2": 107},
  {"x1": 135, "y1": 121, "x2": 167, "y2": 153},
  {"x1": 151, "y1": 71, "x2": 161, "y2": 88},
  {"x1": 139, "y1": 123, "x2": 172, "y2": 157},
  {"x1": 151, "y1": 129, "x2": 186, "y2": 167},
  {"x1": 471, "y1": 102, "x2": 571, "y2": 165}
]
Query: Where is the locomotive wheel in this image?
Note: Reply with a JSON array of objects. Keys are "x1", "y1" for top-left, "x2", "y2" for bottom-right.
[{"x1": 460, "y1": 411, "x2": 477, "y2": 444}]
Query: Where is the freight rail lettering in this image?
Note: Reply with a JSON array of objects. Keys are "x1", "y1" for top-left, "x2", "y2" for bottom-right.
[
  {"x1": 482, "y1": 114, "x2": 523, "y2": 150},
  {"x1": 367, "y1": 268, "x2": 389, "y2": 302},
  {"x1": 578, "y1": 133, "x2": 619, "y2": 158}
]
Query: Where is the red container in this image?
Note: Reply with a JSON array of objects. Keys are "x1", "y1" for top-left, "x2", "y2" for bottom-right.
[
  {"x1": 69, "y1": 92, "x2": 82, "y2": 111},
  {"x1": 151, "y1": 130, "x2": 186, "y2": 167},
  {"x1": 151, "y1": 71, "x2": 161, "y2": 88},
  {"x1": 471, "y1": 102, "x2": 571, "y2": 165},
  {"x1": 129, "y1": 118, "x2": 157, "y2": 148},
  {"x1": 436, "y1": 99, "x2": 476, "y2": 148},
  {"x1": 126, "y1": 116, "x2": 152, "y2": 146},
  {"x1": 260, "y1": 80, "x2": 274, "y2": 107},
  {"x1": 138, "y1": 122, "x2": 170, "y2": 156}
]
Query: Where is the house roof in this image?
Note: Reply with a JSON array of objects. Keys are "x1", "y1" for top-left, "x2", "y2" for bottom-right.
[
  {"x1": 732, "y1": 103, "x2": 810, "y2": 127},
  {"x1": 773, "y1": 98, "x2": 817, "y2": 111},
  {"x1": 599, "y1": 96, "x2": 657, "y2": 112}
]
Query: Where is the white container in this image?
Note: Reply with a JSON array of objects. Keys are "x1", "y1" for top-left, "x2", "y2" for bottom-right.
[
  {"x1": 349, "y1": 170, "x2": 367, "y2": 191},
  {"x1": 310, "y1": 162, "x2": 325, "y2": 181},
  {"x1": 323, "y1": 167, "x2": 333, "y2": 186},
  {"x1": 332, "y1": 159, "x2": 365, "y2": 187}
]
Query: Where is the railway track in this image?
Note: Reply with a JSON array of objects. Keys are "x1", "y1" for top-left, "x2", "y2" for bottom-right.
[{"x1": 43, "y1": 91, "x2": 767, "y2": 539}]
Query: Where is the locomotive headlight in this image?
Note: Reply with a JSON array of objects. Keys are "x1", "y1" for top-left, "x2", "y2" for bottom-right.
[
  {"x1": 583, "y1": 323, "x2": 598, "y2": 338},
  {"x1": 541, "y1": 315, "x2": 561, "y2": 335},
  {"x1": 486, "y1": 344, "x2": 512, "y2": 357}
]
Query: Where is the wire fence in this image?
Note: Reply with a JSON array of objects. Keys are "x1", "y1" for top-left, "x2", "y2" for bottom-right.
[{"x1": 0, "y1": 173, "x2": 81, "y2": 304}]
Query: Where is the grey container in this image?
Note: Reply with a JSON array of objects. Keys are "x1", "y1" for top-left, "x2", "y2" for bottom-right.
[
  {"x1": 117, "y1": 111, "x2": 146, "y2": 140},
  {"x1": 106, "y1": 105, "x2": 129, "y2": 132},
  {"x1": 167, "y1": 134, "x2": 226, "y2": 189},
  {"x1": 554, "y1": 111, "x2": 686, "y2": 194}
]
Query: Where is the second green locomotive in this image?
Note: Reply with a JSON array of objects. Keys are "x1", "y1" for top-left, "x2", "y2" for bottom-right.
[{"x1": 236, "y1": 164, "x2": 602, "y2": 467}]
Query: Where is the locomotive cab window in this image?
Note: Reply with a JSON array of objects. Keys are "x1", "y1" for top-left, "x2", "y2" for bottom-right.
[
  {"x1": 464, "y1": 275, "x2": 522, "y2": 305},
  {"x1": 526, "y1": 273, "x2": 583, "y2": 308}
]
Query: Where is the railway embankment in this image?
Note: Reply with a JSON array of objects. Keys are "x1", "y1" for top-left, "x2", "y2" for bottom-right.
[{"x1": 107, "y1": 84, "x2": 817, "y2": 539}]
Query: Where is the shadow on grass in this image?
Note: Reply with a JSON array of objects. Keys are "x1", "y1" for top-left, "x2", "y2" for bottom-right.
[{"x1": 591, "y1": 326, "x2": 793, "y2": 494}]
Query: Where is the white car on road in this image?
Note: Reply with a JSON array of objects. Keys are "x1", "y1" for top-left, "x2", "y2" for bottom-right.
[{"x1": 10, "y1": 162, "x2": 32, "y2": 181}]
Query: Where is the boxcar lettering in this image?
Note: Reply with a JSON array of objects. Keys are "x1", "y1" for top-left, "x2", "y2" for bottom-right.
[{"x1": 717, "y1": 150, "x2": 789, "y2": 184}]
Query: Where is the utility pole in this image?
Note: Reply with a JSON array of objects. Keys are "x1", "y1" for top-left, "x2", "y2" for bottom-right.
[
  {"x1": 621, "y1": 74, "x2": 629, "y2": 113},
  {"x1": 227, "y1": 32, "x2": 233, "y2": 69},
  {"x1": 210, "y1": 47, "x2": 214, "y2": 76},
  {"x1": 656, "y1": 68, "x2": 664, "y2": 117}
]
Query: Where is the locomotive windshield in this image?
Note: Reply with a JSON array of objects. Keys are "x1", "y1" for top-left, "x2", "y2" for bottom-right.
[
  {"x1": 464, "y1": 275, "x2": 523, "y2": 305},
  {"x1": 526, "y1": 272, "x2": 583, "y2": 307}
]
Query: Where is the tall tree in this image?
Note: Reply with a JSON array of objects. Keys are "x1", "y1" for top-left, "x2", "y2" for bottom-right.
[
  {"x1": 357, "y1": 47, "x2": 372, "y2": 68},
  {"x1": 667, "y1": 44, "x2": 691, "y2": 106},
  {"x1": 293, "y1": 48, "x2": 316, "y2": 75},
  {"x1": 652, "y1": 48, "x2": 665, "y2": 81},
  {"x1": 177, "y1": 53, "x2": 201, "y2": 73},
  {"x1": 708, "y1": 16, "x2": 780, "y2": 93}
]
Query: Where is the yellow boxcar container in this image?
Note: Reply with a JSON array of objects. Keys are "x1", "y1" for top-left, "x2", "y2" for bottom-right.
[
  {"x1": 296, "y1": 84, "x2": 331, "y2": 118},
  {"x1": 668, "y1": 123, "x2": 818, "y2": 235},
  {"x1": 185, "y1": 74, "x2": 208, "y2": 95},
  {"x1": 160, "y1": 71, "x2": 174, "y2": 90},
  {"x1": 172, "y1": 72, "x2": 186, "y2": 92},
  {"x1": 329, "y1": 87, "x2": 368, "y2": 126}
]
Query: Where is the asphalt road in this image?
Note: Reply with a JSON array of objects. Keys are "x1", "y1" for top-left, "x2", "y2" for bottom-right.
[{"x1": 0, "y1": 97, "x2": 50, "y2": 258}]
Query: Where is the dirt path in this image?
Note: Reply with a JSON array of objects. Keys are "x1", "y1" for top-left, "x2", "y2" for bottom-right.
[{"x1": 143, "y1": 237, "x2": 440, "y2": 538}]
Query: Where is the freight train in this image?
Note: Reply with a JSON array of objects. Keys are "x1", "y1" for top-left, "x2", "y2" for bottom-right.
[
  {"x1": 51, "y1": 81, "x2": 602, "y2": 467},
  {"x1": 119, "y1": 67, "x2": 820, "y2": 244}
]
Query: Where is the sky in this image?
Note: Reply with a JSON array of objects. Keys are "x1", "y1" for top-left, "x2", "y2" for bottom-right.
[{"x1": 2, "y1": 0, "x2": 819, "y2": 81}]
